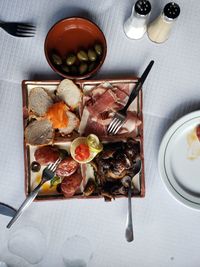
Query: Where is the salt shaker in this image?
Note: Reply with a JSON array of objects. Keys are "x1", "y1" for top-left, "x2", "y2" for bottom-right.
[
  {"x1": 124, "y1": 0, "x2": 151, "y2": 40},
  {"x1": 147, "y1": 2, "x2": 180, "y2": 43}
]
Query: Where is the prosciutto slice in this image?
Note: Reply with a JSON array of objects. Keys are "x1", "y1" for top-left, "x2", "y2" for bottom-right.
[
  {"x1": 78, "y1": 82, "x2": 141, "y2": 137},
  {"x1": 87, "y1": 89, "x2": 117, "y2": 118}
]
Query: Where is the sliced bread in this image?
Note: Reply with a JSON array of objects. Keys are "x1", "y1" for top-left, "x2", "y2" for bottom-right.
[
  {"x1": 25, "y1": 119, "x2": 54, "y2": 145},
  {"x1": 29, "y1": 87, "x2": 53, "y2": 116},
  {"x1": 56, "y1": 79, "x2": 82, "y2": 109}
]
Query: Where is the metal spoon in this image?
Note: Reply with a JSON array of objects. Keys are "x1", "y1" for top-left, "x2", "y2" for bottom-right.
[{"x1": 124, "y1": 159, "x2": 142, "y2": 242}]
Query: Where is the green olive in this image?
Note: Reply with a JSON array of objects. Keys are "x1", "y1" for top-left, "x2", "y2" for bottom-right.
[
  {"x1": 52, "y1": 53, "x2": 62, "y2": 65},
  {"x1": 66, "y1": 53, "x2": 76, "y2": 66},
  {"x1": 61, "y1": 65, "x2": 70, "y2": 73},
  {"x1": 79, "y1": 63, "x2": 88, "y2": 74},
  {"x1": 77, "y1": 50, "x2": 88, "y2": 61},
  {"x1": 88, "y1": 62, "x2": 96, "y2": 72},
  {"x1": 94, "y1": 43, "x2": 103, "y2": 56},
  {"x1": 88, "y1": 49, "x2": 97, "y2": 61}
]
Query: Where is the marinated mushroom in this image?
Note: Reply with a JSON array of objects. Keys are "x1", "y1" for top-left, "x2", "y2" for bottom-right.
[{"x1": 93, "y1": 138, "x2": 140, "y2": 200}]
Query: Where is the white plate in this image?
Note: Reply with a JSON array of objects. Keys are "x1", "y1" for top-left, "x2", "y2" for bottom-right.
[{"x1": 158, "y1": 111, "x2": 200, "y2": 210}]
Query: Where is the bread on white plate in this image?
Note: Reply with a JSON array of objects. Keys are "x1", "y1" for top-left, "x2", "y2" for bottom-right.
[
  {"x1": 56, "y1": 79, "x2": 82, "y2": 109},
  {"x1": 28, "y1": 87, "x2": 53, "y2": 116}
]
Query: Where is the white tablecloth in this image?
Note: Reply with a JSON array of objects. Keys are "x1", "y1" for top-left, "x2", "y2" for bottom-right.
[{"x1": 1, "y1": 0, "x2": 200, "y2": 266}]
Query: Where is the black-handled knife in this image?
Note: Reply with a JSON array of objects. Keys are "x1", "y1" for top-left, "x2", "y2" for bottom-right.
[{"x1": 123, "y1": 60, "x2": 154, "y2": 111}]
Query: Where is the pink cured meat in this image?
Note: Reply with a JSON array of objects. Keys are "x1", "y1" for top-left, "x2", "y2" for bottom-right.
[
  {"x1": 118, "y1": 111, "x2": 141, "y2": 134},
  {"x1": 87, "y1": 89, "x2": 117, "y2": 117},
  {"x1": 79, "y1": 82, "x2": 140, "y2": 136},
  {"x1": 113, "y1": 84, "x2": 129, "y2": 100},
  {"x1": 90, "y1": 86, "x2": 107, "y2": 101},
  {"x1": 84, "y1": 116, "x2": 107, "y2": 137}
]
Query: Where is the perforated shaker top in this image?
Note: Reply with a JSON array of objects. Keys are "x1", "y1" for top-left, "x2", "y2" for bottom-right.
[
  {"x1": 164, "y1": 2, "x2": 180, "y2": 19},
  {"x1": 135, "y1": 0, "x2": 151, "y2": 16}
]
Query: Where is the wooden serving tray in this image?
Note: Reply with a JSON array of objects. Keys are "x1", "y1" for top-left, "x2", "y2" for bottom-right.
[{"x1": 22, "y1": 78, "x2": 145, "y2": 201}]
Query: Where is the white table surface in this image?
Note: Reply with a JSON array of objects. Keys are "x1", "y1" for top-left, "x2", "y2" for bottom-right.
[{"x1": 1, "y1": 0, "x2": 200, "y2": 266}]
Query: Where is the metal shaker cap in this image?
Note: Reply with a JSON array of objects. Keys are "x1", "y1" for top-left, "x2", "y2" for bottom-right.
[
  {"x1": 135, "y1": 0, "x2": 151, "y2": 16},
  {"x1": 164, "y1": 2, "x2": 180, "y2": 19}
]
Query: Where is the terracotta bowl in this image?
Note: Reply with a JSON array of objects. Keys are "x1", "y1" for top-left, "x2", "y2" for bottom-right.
[{"x1": 44, "y1": 17, "x2": 107, "y2": 79}]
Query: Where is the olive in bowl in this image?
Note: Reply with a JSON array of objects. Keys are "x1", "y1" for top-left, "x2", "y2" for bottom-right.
[{"x1": 44, "y1": 17, "x2": 107, "y2": 79}]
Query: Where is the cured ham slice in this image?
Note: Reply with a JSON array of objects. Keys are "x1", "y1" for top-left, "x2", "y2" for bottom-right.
[
  {"x1": 118, "y1": 111, "x2": 141, "y2": 134},
  {"x1": 84, "y1": 117, "x2": 107, "y2": 137},
  {"x1": 87, "y1": 89, "x2": 117, "y2": 118},
  {"x1": 78, "y1": 82, "x2": 141, "y2": 137}
]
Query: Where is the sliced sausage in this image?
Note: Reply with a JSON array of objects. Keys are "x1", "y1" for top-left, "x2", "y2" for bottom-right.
[
  {"x1": 34, "y1": 146, "x2": 59, "y2": 165},
  {"x1": 61, "y1": 172, "x2": 82, "y2": 198},
  {"x1": 56, "y1": 157, "x2": 79, "y2": 177}
]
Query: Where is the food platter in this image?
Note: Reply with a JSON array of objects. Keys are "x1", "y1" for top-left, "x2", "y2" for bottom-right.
[
  {"x1": 158, "y1": 111, "x2": 200, "y2": 210},
  {"x1": 22, "y1": 78, "x2": 145, "y2": 201}
]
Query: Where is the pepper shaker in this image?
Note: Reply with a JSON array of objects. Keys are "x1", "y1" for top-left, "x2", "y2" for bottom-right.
[
  {"x1": 124, "y1": 0, "x2": 151, "y2": 40},
  {"x1": 147, "y1": 2, "x2": 180, "y2": 43}
]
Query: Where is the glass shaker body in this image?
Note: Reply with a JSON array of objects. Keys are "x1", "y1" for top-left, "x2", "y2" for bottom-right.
[
  {"x1": 124, "y1": 0, "x2": 151, "y2": 40},
  {"x1": 147, "y1": 2, "x2": 180, "y2": 43}
]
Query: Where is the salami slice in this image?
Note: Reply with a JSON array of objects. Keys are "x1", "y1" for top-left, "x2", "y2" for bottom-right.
[
  {"x1": 56, "y1": 157, "x2": 79, "y2": 177},
  {"x1": 61, "y1": 172, "x2": 82, "y2": 198},
  {"x1": 34, "y1": 146, "x2": 59, "y2": 165}
]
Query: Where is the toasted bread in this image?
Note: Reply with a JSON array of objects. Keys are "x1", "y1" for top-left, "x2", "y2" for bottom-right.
[
  {"x1": 25, "y1": 119, "x2": 54, "y2": 145},
  {"x1": 29, "y1": 87, "x2": 53, "y2": 116},
  {"x1": 56, "y1": 79, "x2": 82, "y2": 109}
]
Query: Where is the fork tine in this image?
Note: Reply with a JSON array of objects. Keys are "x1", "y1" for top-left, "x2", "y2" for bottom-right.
[
  {"x1": 15, "y1": 32, "x2": 35, "y2": 37},
  {"x1": 15, "y1": 34, "x2": 35, "y2": 37},
  {"x1": 107, "y1": 117, "x2": 117, "y2": 132},
  {"x1": 17, "y1": 24, "x2": 36, "y2": 30},
  {"x1": 48, "y1": 158, "x2": 61, "y2": 172},
  {"x1": 51, "y1": 158, "x2": 61, "y2": 172},
  {"x1": 47, "y1": 162, "x2": 54, "y2": 169},
  {"x1": 17, "y1": 28, "x2": 36, "y2": 33},
  {"x1": 111, "y1": 119, "x2": 122, "y2": 134},
  {"x1": 113, "y1": 121, "x2": 124, "y2": 134},
  {"x1": 108, "y1": 118, "x2": 120, "y2": 134}
]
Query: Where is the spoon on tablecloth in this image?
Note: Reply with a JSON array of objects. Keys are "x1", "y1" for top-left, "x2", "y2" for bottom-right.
[{"x1": 123, "y1": 159, "x2": 142, "y2": 242}]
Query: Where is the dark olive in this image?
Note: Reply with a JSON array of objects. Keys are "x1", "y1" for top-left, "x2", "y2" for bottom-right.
[
  {"x1": 88, "y1": 62, "x2": 96, "y2": 72},
  {"x1": 59, "y1": 149, "x2": 68, "y2": 159},
  {"x1": 56, "y1": 183, "x2": 62, "y2": 193},
  {"x1": 31, "y1": 161, "x2": 41, "y2": 172},
  {"x1": 94, "y1": 43, "x2": 103, "y2": 56},
  {"x1": 88, "y1": 49, "x2": 97, "y2": 61},
  {"x1": 52, "y1": 53, "x2": 62, "y2": 65},
  {"x1": 79, "y1": 63, "x2": 88, "y2": 74},
  {"x1": 77, "y1": 50, "x2": 88, "y2": 61},
  {"x1": 70, "y1": 65, "x2": 78, "y2": 75},
  {"x1": 66, "y1": 53, "x2": 76, "y2": 66},
  {"x1": 61, "y1": 65, "x2": 70, "y2": 73}
]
